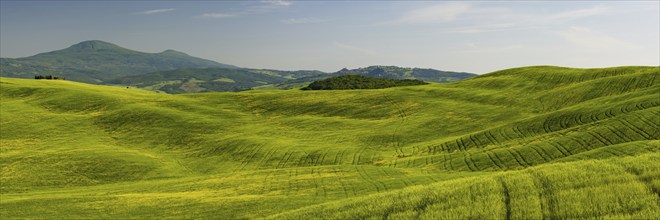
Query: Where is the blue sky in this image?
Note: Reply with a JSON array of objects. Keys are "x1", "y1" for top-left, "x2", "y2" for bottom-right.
[{"x1": 1, "y1": 1, "x2": 658, "y2": 73}]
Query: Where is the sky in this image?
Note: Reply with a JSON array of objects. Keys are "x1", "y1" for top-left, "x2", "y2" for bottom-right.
[{"x1": 1, "y1": 1, "x2": 658, "y2": 74}]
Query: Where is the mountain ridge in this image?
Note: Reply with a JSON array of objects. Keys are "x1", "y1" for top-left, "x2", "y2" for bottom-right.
[{"x1": 0, "y1": 40, "x2": 237, "y2": 83}]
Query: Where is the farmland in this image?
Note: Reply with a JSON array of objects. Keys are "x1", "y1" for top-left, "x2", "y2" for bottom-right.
[{"x1": 0, "y1": 66, "x2": 658, "y2": 219}]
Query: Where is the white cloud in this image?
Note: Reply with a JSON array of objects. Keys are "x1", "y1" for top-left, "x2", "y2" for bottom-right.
[
  {"x1": 201, "y1": 13, "x2": 236, "y2": 18},
  {"x1": 244, "y1": 1, "x2": 292, "y2": 14},
  {"x1": 282, "y1": 18, "x2": 327, "y2": 24},
  {"x1": 449, "y1": 23, "x2": 521, "y2": 33},
  {"x1": 138, "y1": 8, "x2": 175, "y2": 15},
  {"x1": 334, "y1": 42, "x2": 379, "y2": 56},
  {"x1": 446, "y1": 5, "x2": 612, "y2": 34},
  {"x1": 460, "y1": 44, "x2": 525, "y2": 53},
  {"x1": 261, "y1": 0, "x2": 292, "y2": 7},
  {"x1": 559, "y1": 26, "x2": 636, "y2": 50},
  {"x1": 390, "y1": 2, "x2": 471, "y2": 24},
  {"x1": 549, "y1": 6, "x2": 609, "y2": 21}
]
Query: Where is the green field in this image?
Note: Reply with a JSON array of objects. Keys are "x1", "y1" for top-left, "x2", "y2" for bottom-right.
[{"x1": 1, "y1": 66, "x2": 658, "y2": 219}]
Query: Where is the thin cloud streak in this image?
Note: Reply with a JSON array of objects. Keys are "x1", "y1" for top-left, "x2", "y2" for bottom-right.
[
  {"x1": 447, "y1": 5, "x2": 613, "y2": 34},
  {"x1": 261, "y1": 0, "x2": 292, "y2": 7},
  {"x1": 559, "y1": 26, "x2": 636, "y2": 50},
  {"x1": 388, "y1": 2, "x2": 471, "y2": 24},
  {"x1": 201, "y1": 13, "x2": 236, "y2": 18},
  {"x1": 549, "y1": 6, "x2": 609, "y2": 21},
  {"x1": 138, "y1": 8, "x2": 175, "y2": 15},
  {"x1": 282, "y1": 18, "x2": 327, "y2": 24},
  {"x1": 334, "y1": 42, "x2": 379, "y2": 56}
]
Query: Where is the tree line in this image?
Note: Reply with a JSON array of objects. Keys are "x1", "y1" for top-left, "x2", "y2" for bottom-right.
[
  {"x1": 302, "y1": 75, "x2": 427, "y2": 90},
  {"x1": 34, "y1": 75, "x2": 65, "y2": 80}
]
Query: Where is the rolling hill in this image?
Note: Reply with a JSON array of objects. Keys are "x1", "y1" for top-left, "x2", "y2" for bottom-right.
[
  {"x1": 107, "y1": 68, "x2": 326, "y2": 93},
  {"x1": 0, "y1": 66, "x2": 658, "y2": 219},
  {"x1": 104, "y1": 66, "x2": 469, "y2": 93},
  {"x1": 273, "y1": 65, "x2": 477, "y2": 89},
  {"x1": 0, "y1": 40, "x2": 236, "y2": 83},
  {"x1": 301, "y1": 74, "x2": 427, "y2": 90}
]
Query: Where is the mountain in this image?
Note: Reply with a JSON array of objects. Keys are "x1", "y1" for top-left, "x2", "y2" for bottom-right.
[
  {"x1": 0, "y1": 40, "x2": 237, "y2": 83},
  {"x1": 274, "y1": 65, "x2": 476, "y2": 89},
  {"x1": 301, "y1": 74, "x2": 427, "y2": 90},
  {"x1": 1, "y1": 66, "x2": 658, "y2": 219}
]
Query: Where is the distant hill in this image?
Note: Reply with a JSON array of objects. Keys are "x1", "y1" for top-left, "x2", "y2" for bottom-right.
[
  {"x1": 301, "y1": 75, "x2": 427, "y2": 90},
  {"x1": 273, "y1": 65, "x2": 476, "y2": 89},
  {"x1": 0, "y1": 40, "x2": 236, "y2": 83},
  {"x1": 112, "y1": 66, "x2": 470, "y2": 93},
  {"x1": 108, "y1": 68, "x2": 327, "y2": 93}
]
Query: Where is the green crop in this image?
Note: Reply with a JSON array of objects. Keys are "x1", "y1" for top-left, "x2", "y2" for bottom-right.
[{"x1": 1, "y1": 66, "x2": 658, "y2": 219}]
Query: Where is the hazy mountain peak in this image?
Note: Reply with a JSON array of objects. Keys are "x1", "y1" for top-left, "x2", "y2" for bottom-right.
[
  {"x1": 2, "y1": 40, "x2": 238, "y2": 83},
  {"x1": 66, "y1": 40, "x2": 124, "y2": 51},
  {"x1": 160, "y1": 49, "x2": 188, "y2": 56}
]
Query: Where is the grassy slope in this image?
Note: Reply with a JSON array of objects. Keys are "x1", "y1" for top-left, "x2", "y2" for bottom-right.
[{"x1": 0, "y1": 66, "x2": 658, "y2": 219}]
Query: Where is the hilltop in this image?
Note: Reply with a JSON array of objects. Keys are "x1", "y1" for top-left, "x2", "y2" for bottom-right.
[
  {"x1": 301, "y1": 74, "x2": 427, "y2": 90},
  {"x1": 282, "y1": 65, "x2": 476, "y2": 84},
  {"x1": 0, "y1": 66, "x2": 658, "y2": 219},
  {"x1": 0, "y1": 40, "x2": 236, "y2": 83}
]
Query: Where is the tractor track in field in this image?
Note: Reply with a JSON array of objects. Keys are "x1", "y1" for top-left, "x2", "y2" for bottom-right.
[
  {"x1": 530, "y1": 170, "x2": 559, "y2": 220},
  {"x1": 529, "y1": 145, "x2": 551, "y2": 162},
  {"x1": 486, "y1": 151, "x2": 505, "y2": 170},
  {"x1": 603, "y1": 124, "x2": 631, "y2": 142},
  {"x1": 383, "y1": 95, "x2": 408, "y2": 157},
  {"x1": 258, "y1": 147, "x2": 279, "y2": 168},
  {"x1": 333, "y1": 150, "x2": 346, "y2": 165},
  {"x1": 586, "y1": 131, "x2": 610, "y2": 146},
  {"x1": 355, "y1": 166, "x2": 384, "y2": 193},
  {"x1": 276, "y1": 150, "x2": 294, "y2": 169},
  {"x1": 351, "y1": 152, "x2": 361, "y2": 165},
  {"x1": 332, "y1": 166, "x2": 352, "y2": 197},
  {"x1": 566, "y1": 135, "x2": 591, "y2": 151},
  {"x1": 484, "y1": 130, "x2": 501, "y2": 146},
  {"x1": 298, "y1": 151, "x2": 314, "y2": 167},
  {"x1": 548, "y1": 142, "x2": 569, "y2": 158},
  {"x1": 235, "y1": 144, "x2": 265, "y2": 172},
  {"x1": 492, "y1": 150, "x2": 510, "y2": 170},
  {"x1": 466, "y1": 151, "x2": 480, "y2": 171},
  {"x1": 619, "y1": 118, "x2": 652, "y2": 139},
  {"x1": 634, "y1": 110, "x2": 659, "y2": 130},
  {"x1": 498, "y1": 177, "x2": 512, "y2": 220},
  {"x1": 506, "y1": 148, "x2": 527, "y2": 168},
  {"x1": 511, "y1": 148, "x2": 532, "y2": 167},
  {"x1": 593, "y1": 131, "x2": 615, "y2": 146},
  {"x1": 318, "y1": 152, "x2": 328, "y2": 166}
]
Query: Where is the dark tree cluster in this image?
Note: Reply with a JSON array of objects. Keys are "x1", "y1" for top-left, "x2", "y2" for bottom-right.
[
  {"x1": 301, "y1": 75, "x2": 427, "y2": 90},
  {"x1": 34, "y1": 75, "x2": 65, "y2": 80}
]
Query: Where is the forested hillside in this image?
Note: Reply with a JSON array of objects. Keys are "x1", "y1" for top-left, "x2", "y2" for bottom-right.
[{"x1": 302, "y1": 75, "x2": 427, "y2": 90}]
